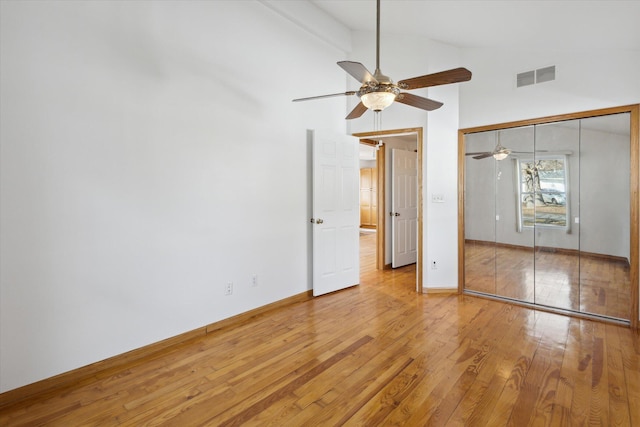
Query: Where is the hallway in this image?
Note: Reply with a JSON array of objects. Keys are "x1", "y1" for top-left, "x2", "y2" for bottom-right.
[{"x1": 359, "y1": 231, "x2": 417, "y2": 291}]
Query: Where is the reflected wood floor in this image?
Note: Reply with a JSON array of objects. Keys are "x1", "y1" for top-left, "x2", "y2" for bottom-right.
[
  {"x1": 465, "y1": 241, "x2": 631, "y2": 320},
  {"x1": 1, "y1": 233, "x2": 639, "y2": 425}
]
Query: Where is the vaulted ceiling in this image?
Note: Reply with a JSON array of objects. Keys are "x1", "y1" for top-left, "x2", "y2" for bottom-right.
[
  {"x1": 304, "y1": 0, "x2": 638, "y2": 156},
  {"x1": 310, "y1": 0, "x2": 640, "y2": 51}
]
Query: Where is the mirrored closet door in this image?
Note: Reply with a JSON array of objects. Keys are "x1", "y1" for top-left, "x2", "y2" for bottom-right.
[{"x1": 459, "y1": 106, "x2": 639, "y2": 325}]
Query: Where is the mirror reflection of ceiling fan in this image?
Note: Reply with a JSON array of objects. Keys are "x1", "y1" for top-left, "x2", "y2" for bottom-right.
[
  {"x1": 465, "y1": 131, "x2": 546, "y2": 160},
  {"x1": 465, "y1": 141, "x2": 513, "y2": 160},
  {"x1": 292, "y1": 0, "x2": 472, "y2": 120}
]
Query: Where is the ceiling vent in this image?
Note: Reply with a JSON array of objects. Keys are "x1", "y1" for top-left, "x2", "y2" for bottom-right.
[{"x1": 517, "y1": 65, "x2": 556, "y2": 88}]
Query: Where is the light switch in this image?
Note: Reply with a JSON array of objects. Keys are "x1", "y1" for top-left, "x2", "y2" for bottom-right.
[{"x1": 432, "y1": 193, "x2": 445, "y2": 203}]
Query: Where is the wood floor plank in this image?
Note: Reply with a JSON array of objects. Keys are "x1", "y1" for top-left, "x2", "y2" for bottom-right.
[
  {"x1": 605, "y1": 324, "x2": 632, "y2": 426},
  {"x1": 485, "y1": 312, "x2": 546, "y2": 426},
  {"x1": 567, "y1": 319, "x2": 597, "y2": 426},
  {"x1": 589, "y1": 324, "x2": 611, "y2": 424},
  {"x1": 290, "y1": 310, "x2": 436, "y2": 425},
  {"x1": 333, "y1": 356, "x2": 418, "y2": 425},
  {"x1": 549, "y1": 317, "x2": 582, "y2": 426},
  {"x1": 215, "y1": 336, "x2": 374, "y2": 426},
  {"x1": 448, "y1": 304, "x2": 532, "y2": 425},
  {"x1": 616, "y1": 323, "x2": 640, "y2": 426}
]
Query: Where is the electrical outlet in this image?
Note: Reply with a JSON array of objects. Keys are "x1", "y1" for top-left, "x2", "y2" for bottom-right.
[
  {"x1": 251, "y1": 274, "x2": 258, "y2": 287},
  {"x1": 431, "y1": 261, "x2": 437, "y2": 270},
  {"x1": 225, "y1": 282, "x2": 233, "y2": 296}
]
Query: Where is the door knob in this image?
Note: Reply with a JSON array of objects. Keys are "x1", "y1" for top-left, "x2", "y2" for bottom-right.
[
  {"x1": 390, "y1": 212, "x2": 400, "y2": 217},
  {"x1": 316, "y1": 218, "x2": 324, "y2": 224}
]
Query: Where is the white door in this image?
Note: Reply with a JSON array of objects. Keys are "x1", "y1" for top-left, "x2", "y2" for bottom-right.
[
  {"x1": 311, "y1": 130, "x2": 360, "y2": 296},
  {"x1": 391, "y1": 149, "x2": 418, "y2": 268}
]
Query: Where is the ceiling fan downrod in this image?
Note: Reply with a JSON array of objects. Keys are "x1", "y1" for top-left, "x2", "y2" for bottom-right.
[{"x1": 375, "y1": 0, "x2": 381, "y2": 73}]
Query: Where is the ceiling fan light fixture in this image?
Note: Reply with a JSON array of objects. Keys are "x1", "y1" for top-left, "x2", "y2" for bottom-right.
[
  {"x1": 493, "y1": 152, "x2": 509, "y2": 161},
  {"x1": 360, "y1": 91, "x2": 396, "y2": 111},
  {"x1": 359, "y1": 82, "x2": 400, "y2": 112}
]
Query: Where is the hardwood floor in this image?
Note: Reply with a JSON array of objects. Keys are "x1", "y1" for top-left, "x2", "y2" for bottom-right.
[{"x1": 1, "y1": 233, "x2": 639, "y2": 425}]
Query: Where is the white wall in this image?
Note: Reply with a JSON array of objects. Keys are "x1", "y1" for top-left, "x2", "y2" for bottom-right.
[
  {"x1": 0, "y1": 0, "x2": 350, "y2": 392},
  {"x1": 460, "y1": 48, "x2": 640, "y2": 128},
  {"x1": 422, "y1": 42, "x2": 463, "y2": 290}
]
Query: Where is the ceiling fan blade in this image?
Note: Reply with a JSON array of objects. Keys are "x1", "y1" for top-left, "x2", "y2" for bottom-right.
[
  {"x1": 346, "y1": 102, "x2": 368, "y2": 120},
  {"x1": 465, "y1": 151, "x2": 491, "y2": 156},
  {"x1": 293, "y1": 91, "x2": 356, "y2": 102},
  {"x1": 398, "y1": 67, "x2": 472, "y2": 90},
  {"x1": 472, "y1": 152, "x2": 495, "y2": 160},
  {"x1": 510, "y1": 150, "x2": 549, "y2": 153},
  {"x1": 395, "y1": 93, "x2": 443, "y2": 111},
  {"x1": 337, "y1": 61, "x2": 378, "y2": 85}
]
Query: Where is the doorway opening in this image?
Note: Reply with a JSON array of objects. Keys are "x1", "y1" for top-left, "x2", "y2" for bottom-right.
[{"x1": 354, "y1": 128, "x2": 424, "y2": 293}]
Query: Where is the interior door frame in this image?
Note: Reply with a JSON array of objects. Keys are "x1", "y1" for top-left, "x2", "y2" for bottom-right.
[
  {"x1": 458, "y1": 104, "x2": 639, "y2": 330},
  {"x1": 354, "y1": 127, "x2": 424, "y2": 293}
]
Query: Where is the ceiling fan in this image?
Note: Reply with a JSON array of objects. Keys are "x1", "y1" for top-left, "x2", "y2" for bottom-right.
[
  {"x1": 292, "y1": 0, "x2": 472, "y2": 120},
  {"x1": 466, "y1": 139, "x2": 513, "y2": 160},
  {"x1": 465, "y1": 131, "x2": 542, "y2": 160}
]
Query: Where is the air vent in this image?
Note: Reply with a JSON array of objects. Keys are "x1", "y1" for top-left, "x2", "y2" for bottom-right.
[
  {"x1": 517, "y1": 71, "x2": 535, "y2": 87},
  {"x1": 536, "y1": 66, "x2": 556, "y2": 83},
  {"x1": 517, "y1": 65, "x2": 556, "y2": 88}
]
